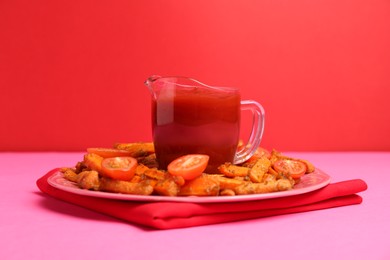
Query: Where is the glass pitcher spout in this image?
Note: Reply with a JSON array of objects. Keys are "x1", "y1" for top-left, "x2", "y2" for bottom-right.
[{"x1": 144, "y1": 75, "x2": 162, "y2": 99}]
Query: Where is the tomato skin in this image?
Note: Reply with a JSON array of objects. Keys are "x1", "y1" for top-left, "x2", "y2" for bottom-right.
[
  {"x1": 167, "y1": 154, "x2": 209, "y2": 181},
  {"x1": 87, "y1": 148, "x2": 133, "y2": 158},
  {"x1": 101, "y1": 157, "x2": 138, "y2": 181},
  {"x1": 273, "y1": 159, "x2": 307, "y2": 179}
]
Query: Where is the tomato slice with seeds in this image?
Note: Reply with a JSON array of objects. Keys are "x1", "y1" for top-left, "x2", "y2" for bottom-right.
[
  {"x1": 167, "y1": 154, "x2": 209, "y2": 180},
  {"x1": 101, "y1": 157, "x2": 138, "y2": 181},
  {"x1": 273, "y1": 159, "x2": 307, "y2": 179},
  {"x1": 87, "y1": 148, "x2": 133, "y2": 158}
]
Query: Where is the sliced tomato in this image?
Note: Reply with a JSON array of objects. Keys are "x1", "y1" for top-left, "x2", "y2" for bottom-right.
[
  {"x1": 273, "y1": 159, "x2": 307, "y2": 179},
  {"x1": 87, "y1": 148, "x2": 133, "y2": 158},
  {"x1": 101, "y1": 157, "x2": 138, "y2": 181},
  {"x1": 167, "y1": 154, "x2": 209, "y2": 180}
]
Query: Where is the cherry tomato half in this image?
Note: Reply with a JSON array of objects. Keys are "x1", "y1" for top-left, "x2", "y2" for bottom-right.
[
  {"x1": 273, "y1": 159, "x2": 307, "y2": 179},
  {"x1": 87, "y1": 148, "x2": 133, "y2": 158},
  {"x1": 101, "y1": 157, "x2": 138, "y2": 181},
  {"x1": 167, "y1": 154, "x2": 209, "y2": 180}
]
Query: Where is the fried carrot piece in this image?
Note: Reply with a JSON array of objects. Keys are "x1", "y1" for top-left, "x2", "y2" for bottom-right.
[
  {"x1": 207, "y1": 174, "x2": 247, "y2": 190},
  {"x1": 267, "y1": 166, "x2": 280, "y2": 177},
  {"x1": 83, "y1": 153, "x2": 103, "y2": 172},
  {"x1": 77, "y1": 170, "x2": 100, "y2": 191},
  {"x1": 99, "y1": 177, "x2": 154, "y2": 195},
  {"x1": 114, "y1": 142, "x2": 155, "y2": 157},
  {"x1": 129, "y1": 174, "x2": 144, "y2": 183},
  {"x1": 220, "y1": 189, "x2": 236, "y2": 196},
  {"x1": 248, "y1": 157, "x2": 271, "y2": 183},
  {"x1": 262, "y1": 173, "x2": 277, "y2": 182},
  {"x1": 171, "y1": 175, "x2": 185, "y2": 186},
  {"x1": 61, "y1": 167, "x2": 79, "y2": 182},
  {"x1": 178, "y1": 175, "x2": 220, "y2": 196},
  {"x1": 299, "y1": 159, "x2": 316, "y2": 173},
  {"x1": 137, "y1": 153, "x2": 159, "y2": 169},
  {"x1": 143, "y1": 168, "x2": 166, "y2": 180},
  {"x1": 234, "y1": 179, "x2": 292, "y2": 195},
  {"x1": 154, "y1": 178, "x2": 181, "y2": 196},
  {"x1": 218, "y1": 163, "x2": 250, "y2": 178},
  {"x1": 134, "y1": 164, "x2": 151, "y2": 175}
]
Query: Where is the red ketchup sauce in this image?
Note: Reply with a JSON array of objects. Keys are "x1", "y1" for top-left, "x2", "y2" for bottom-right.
[{"x1": 152, "y1": 86, "x2": 241, "y2": 174}]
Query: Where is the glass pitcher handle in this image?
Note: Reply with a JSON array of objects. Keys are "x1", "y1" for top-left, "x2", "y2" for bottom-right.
[{"x1": 234, "y1": 100, "x2": 265, "y2": 164}]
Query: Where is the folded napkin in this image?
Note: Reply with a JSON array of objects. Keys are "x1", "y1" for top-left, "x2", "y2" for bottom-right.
[{"x1": 37, "y1": 169, "x2": 367, "y2": 229}]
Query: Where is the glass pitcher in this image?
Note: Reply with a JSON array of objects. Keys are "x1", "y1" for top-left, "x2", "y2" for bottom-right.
[{"x1": 145, "y1": 75, "x2": 265, "y2": 173}]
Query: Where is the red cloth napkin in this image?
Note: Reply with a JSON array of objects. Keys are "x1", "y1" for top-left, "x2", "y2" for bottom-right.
[{"x1": 37, "y1": 169, "x2": 367, "y2": 229}]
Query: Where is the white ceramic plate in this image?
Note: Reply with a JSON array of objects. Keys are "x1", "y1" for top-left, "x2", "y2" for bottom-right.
[{"x1": 48, "y1": 169, "x2": 330, "y2": 203}]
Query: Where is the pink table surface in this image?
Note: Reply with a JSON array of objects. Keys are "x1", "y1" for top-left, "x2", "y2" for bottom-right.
[{"x1": 0, "y1": 151, "x2": 389, "y2": 260}]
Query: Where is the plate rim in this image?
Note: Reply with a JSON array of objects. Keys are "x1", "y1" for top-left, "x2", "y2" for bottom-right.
[{"x1": 48, "y1": 169, "x2": 331, "y2": 203}]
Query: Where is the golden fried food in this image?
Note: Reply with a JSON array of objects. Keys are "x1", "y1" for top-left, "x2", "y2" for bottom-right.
[
  {"x1": 61, "y1": 167, "x2": 78, "y2": 182},
  {"x1": 154, "y1": 177, "x2": 181, "y2": 196},
  {"x1": 178, "y1": 175, "x2": 220, "y2": 196},
  {"x1": 137, "y1": 153, "x2": 159, "y2": 168},
  {"x1": 143, "y1": 168, "x2": 166, "y2": 180},
  {"x1": 235, "y1": 179, "x2": 292, "y2": 195},
  {"x1": 218, "y1": 163, "x2": 251, "y2": 178},
  {"x1": 114, "y1": 142, "x2": 155, "y2": 158},
  {"x1": 61, "y1": 143, "x2": 316, "y2": 197},
  {"x1": 77, "y1": 170, "x2": 100, "y2": 191},
  {"x1": 248, "y1": 157, "x2": 271, "y2": 183},
  {"x1": 262, "y1": 173, "x2": 277, "y2": 182},
  {"x1": 99, "y1": 177, "x2": 154, "y2": 195},
  {"x1": 220, "y1": 189, "x2": 236, "y2": 196},
  {"x1": 207, "y1": 174, "x2": 247, "y2": 190},
  {"x1": 83, "y1": 153, "x2": 103, "y2": 172},
  {"x1": 299, "y1": 159, "x2": 315, "y2": 173}
]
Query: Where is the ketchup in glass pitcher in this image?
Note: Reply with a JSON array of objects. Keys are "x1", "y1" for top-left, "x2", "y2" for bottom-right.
[{"x1": 145, "y1": 76, "x2": 264, "y2": 174}]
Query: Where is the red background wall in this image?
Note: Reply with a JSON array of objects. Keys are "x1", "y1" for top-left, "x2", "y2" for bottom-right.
[{"x1": 1, "y1": 0, "x2": 389, "y2": 151}]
